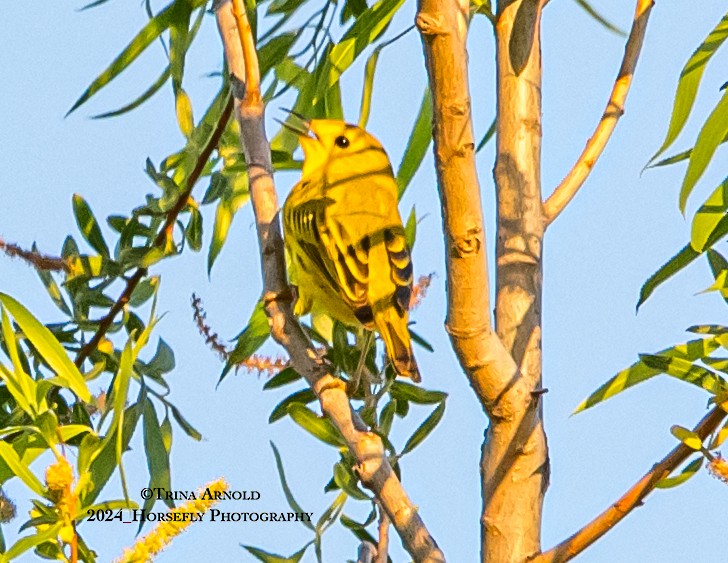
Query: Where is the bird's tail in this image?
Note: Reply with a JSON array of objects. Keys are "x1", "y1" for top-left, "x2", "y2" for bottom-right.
[{"x1": 375, "y1": 308, "x2": 421, "y2": 383}]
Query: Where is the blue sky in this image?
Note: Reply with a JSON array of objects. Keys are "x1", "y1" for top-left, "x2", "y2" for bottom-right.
[{"x1": 1, "y1": 1, "x2": 727, "y2": 562}]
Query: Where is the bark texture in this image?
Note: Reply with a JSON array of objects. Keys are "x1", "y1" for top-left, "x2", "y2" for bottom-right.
[
  {"x1": 417, "y1": 1, "x2": 548, "y2": 562},
  {"x1": 216, "y1": 1, "x2": 445, "y2": 560}
]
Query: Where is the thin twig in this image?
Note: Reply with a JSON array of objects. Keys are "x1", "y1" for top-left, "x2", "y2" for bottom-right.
[
  {"x1": 0, "y1": 238, "x2": 69, "y2": 272},
  {"x1": 75, "y1": 97, "x2": 233, "y2": 367},
  {"x1": 214, "y1": 1, "x2": 445, "y2": 560},
  {"x1": 531, "y1": 405, "x2": 728, "y2": 563},
  {"x1": 375, "y1": 502, "x2": 390, "y2": 563},
  {"x1": 542, "y1": 0, "x2": 654, "y2": 225}
]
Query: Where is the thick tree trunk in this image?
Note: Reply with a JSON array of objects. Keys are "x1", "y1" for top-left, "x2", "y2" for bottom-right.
[
  {"x1": 417, "y1": 0, "x2": 549, "y2": 562},
  {"x1": 485, "y1": 1, "x2": 549, "y2": 561}
]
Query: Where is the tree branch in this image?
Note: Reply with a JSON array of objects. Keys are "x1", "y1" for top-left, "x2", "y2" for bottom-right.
[
  {"x1": 542, "y1": 0, "x2": 654, "y2": 225},
  {"x1": 531, "y1": 405, "x2": 728, "y2": 563},
  {"x1": 214, "y1": 1, "x2": 445, "y2": 560},
  {"x1": 75, "y1": 96, "x2": 233, "y2": 367}
]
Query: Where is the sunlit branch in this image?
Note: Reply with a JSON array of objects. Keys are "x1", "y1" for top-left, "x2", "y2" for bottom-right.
[
  {"x1": 531, "y1": 405, "x2": 728, "y2": 563},
  {"x1": 542, "y1": 0, "x2": 654, "y2": 225},
  {"x1": 214, "y1": 1, "x2": 445, "y2": 560},
  {"x1": 75, "y1": 98, "x2": 233, "y2": 367}
]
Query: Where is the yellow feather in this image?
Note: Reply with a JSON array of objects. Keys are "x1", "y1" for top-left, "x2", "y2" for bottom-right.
[{"x1": 282, "y1": 119, "x2": 420, "y2": 382}]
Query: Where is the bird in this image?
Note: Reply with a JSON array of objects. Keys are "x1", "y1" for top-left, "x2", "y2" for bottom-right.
[{"x1": 280, "y1": 114, "x2": 421, "y2": 382}]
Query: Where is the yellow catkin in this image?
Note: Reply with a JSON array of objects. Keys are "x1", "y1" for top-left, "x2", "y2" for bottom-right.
[
  {"x1": 708, "y1": 455, "x2": 728, "y2": 485},
  {"x1": 115, "y1": 478, "x2": 228, "y2": 563}
]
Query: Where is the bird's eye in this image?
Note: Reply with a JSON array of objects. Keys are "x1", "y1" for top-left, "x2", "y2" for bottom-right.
[{"x1": 334, "y1": 135, "x2": 350, "y2": 149}]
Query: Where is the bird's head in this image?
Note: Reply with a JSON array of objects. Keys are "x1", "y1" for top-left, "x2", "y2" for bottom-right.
[{"x1": 279, "y1": 113, "x2": 393, "y2": 181}]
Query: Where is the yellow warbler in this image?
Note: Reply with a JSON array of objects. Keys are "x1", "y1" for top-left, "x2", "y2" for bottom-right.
[{"x1": 281, "y1": 117, "x2": 421, "y2": 382}]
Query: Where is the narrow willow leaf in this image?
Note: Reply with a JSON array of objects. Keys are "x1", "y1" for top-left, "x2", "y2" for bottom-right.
[
  {"x1": 404, "y1": 206, "x2": 417, "y2": 249},
  {"x1": 389, "y1": 381, "x2": 446, "y2": 404},
  {"x1": 333, "y1": 461, "x2": 370, "y2": 501},
  {"x1": 222, "y1": 300, "x2": 270, "y2": 381},
  {"x1": 637, "y1": 244, "x2": 699, "y2": 309},
  {"x1": 670, "y1": 425, "x2": 704, "y2": 450},
  {"x1": 691, "y1": 177, "x2": 728, "y2": 251},
  {"x1": 476, "y1": 117, "x2": 496, "y2": 153},
  {"x1": 207, "y1": 174, "x2": 250, "y2": 274},
  {"x1": 573, "y1": 0, "x2": 626, "y2": 36},
  {"x1": 269, "y1": 442, "x2": 315, "y2": 530},
  {"x1": 650, "y1": 10, "x2": 728, "y2": 163},
  {"x1": 68, "y1": 2, "x2": 180, "y2": 114},
  {"x1": 3, "y1": 523, "x2": 64, "y2": 561},
  {"x1": 409, "y1": 328, "x2": 434, "y2": 352},
  {"x1": 0, "y1": 442, "x2": 44, "y2": 496},
  {"x1": 72, "y1": 194, "x2": 110, "y2": 258},
  {"x1": 35, "y1": 250, "x2": 71, "y2": 316},
  {"x1": 287, "y1": 404, "x2": 345, "y2": 447},
  {"x1": 401, "y1": 401, "x2": 445, "y2": 455},
  {"x1": 709, "y1": 420, "x2": 728, "y2": 449},
  {"x1": 396, "y1": 88, "x2": 432, "y2": 198},
  {"x1": 1, "y1": 308, "x2": 37, "y2": 416},
  {"x1": 574, "y1": 337, "x2": 721, "y2": 413},
  {"x1": 655, "y1": 457, "x2": 703, "y2": 489},
  {"x1": 93, "y1": 66, "x2": 171, "y2": 119},
  {"x1": 358, "y1": 47, "x2": 381, "y2": 128},
  {"x1": 0, "y1": 294, "x2": 91, "y2": 402},
  {"x1": 168, "y1": 2, "x2": 193, "y2": 91},
  {"x1": 649, "y1": 132, "x2": 728, "y2": 169},
  {"x1": 175, "y1": 89, "x2": 195, "y2": 138},
  {"x1": 640, "y1": 353, "x2": 726, "y2": 394},
  {"x1": 262, "y1": 367, "x2": 301, "y2": 390},
  {"x1": 169, "y1": 403, "x2": 202, "y2": 441},
  {"x1": 142, "y1": 399, "x2": 172, "y2": 506},
  {"x1": 326, "y1": 0, "x2": 406, "y2": 88},
  {"x1": 269, "y1": 389, "x2": 317, "y2": 423},
  {"x1": 679, "y1": 90, "x2": 728, "y2": 213},
  {"x1": 242, "y1": 544, "x2": 310, "y2": 563},
  {"x1": 707, "y1": 250, "x2": 728, "y2": 304}
]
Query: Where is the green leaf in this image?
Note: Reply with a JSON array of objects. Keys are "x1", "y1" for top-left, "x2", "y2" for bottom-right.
[
  {"x1": 409, "y1": 328, "x2": 434, "y2": 352},
  {"x1": 325, "y1": 0, "x2": 406, "y2": 90},
  {"x1": 572, "y1": 0, "x2": 626, "y2": 36},
  {"x1": 0, "y1": 441, "x2": 44, "y2": 496},
  {"x1": 640, "y1": 354, "x2": 727, "y2": 394},
  {"x1": 2, "y1": 523, "x2": 63, "y2": 561},
  {"x1": 358, "y1": 47, "x2": 381, "y2": 128},
  {"x1": 574, "y1": 337, "x2": 721, "y2": 413},
  {"x1": 655, "y1": 457, "x2": 704, "y2": 489},
  {"x1": 35, "y1": 252, "x2": 71, "y2": 316},
  {"x1": 670, "y1": 425, "x2": 704, "y2": 450},
  {"x1": 223, "y1": 300, "x2": 270, "y2": 381},
  {"x1": 333, "y1": 461, "x2": 370, "y2": 501},
  {"x1": 93, "y1": 66, "x2": 171, "y2": 119},
  {"x1": 378, "y1": 400, "x2": 396, "y2": 436},
  {"x1": 263, "y1": 367, "x2": 301, "y2": 390},
  {"x1": 649, "y1": 10, "x2": 728, "y2": 163},
  {"x1": 709, "y1": 420, "x2": 728, "y2": 449},
  {"x1": 396, "y1": 87, "x2": 432, "y2": 198},
  {"x1": 68, "y1": 1, "x2": 186, "y2": 114},
  {"x1": 705, "y1": 250, "x2": 728, "y2": 304},
  {"x1": 287, "y1": 404, "x2": 345, "y2": 447},
  {"x1": 144, "y1": 338, "x2": 176, "y2": 377},
  {"x1": 389, "y1": 381, "x2": 446, "y2": 404},
  {"x1": 0, "y1": 308, "x2": 37, "y2": 416},
  {"x1": 679, "y1": 89, "x2": 728, "y2": 213},
  {"x1": 691, "y1": 177, "x2": 728, "y2": 251},
  {"x1": 400, "y1": 401, "x2": 445, "y2": 455},
  {"x1": 0, "y1": 294, "x2": 91, "y2": 402},
  {"x1": 241, "y1": 544, "x2": 310, "y2": 563},
  {"x1": 207, "y1": 173, "x2": 250, "y2": 274},
  {"x1": 269, "y1": 389, "x2": 317, "y2": 423},
  {"x1": 129, "y1": 276, "x2": 159, "y2": 308},
  {"x1": 648, "y1": 132, "x2": 728, "y2": 169},
  {"x1": 175, "y1": 89, "x2": 195, "y2": 138},
  {"x1": 186, "y1": 207, "x2": 203, "y2": 251},
  {"x1": 169, "y1": 403, "x2": 202, "y2": 441},
  {"x1": 476, "y1": 117, "x2": 496, "y2": 153},
  {"x1": 72, "y1": 194, "x2": 110, "y2": 258},
  {"x1": 269, "y1": 442, "x2": 314, "y2": 530},
  {"x1": 404, "y1": 206, "x2": 417, "y2": 249},
  {"x1": 142, "y1": 399, "x2": 172, "y2": 506},
  {"x1": 637, "y1": 244, "x2": 699, "y2": 309}
]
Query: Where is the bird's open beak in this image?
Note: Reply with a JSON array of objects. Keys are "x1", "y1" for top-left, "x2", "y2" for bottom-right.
[{"x1": 276, "y1": 108, "x2": 313, "y2": 138}]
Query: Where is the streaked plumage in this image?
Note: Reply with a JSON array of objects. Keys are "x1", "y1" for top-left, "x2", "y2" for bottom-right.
[{"x1": 282, "y1": 119, "x2": 421, "y2": 382}]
